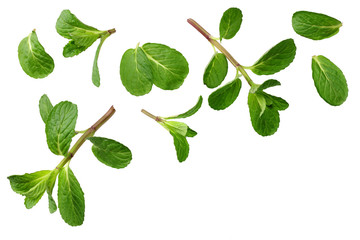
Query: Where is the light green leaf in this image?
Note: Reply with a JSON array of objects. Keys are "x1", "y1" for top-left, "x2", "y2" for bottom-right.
[
  {"x1": 120, "y1": 46, "x2": 153, "y2": 96},
  {"x1": 292, "y1": 11, "x2": 342, "y2": 40},
  {"x1": 208, "y1": 78, "x2": 242, "y2": 110},
  {"x1": 170, "y1": 132, "x2": 190, "y2": 162},
  {"x1": 89, "y1": 137, "x2": 132, "y2": 169},
  {"x1": 160, "y1": 121, "x2": 189, "y2": 136},
  {"x1": 203, "y1": 53, "x2": 228, "y2": 88},
  {"x1": 92, "y1": 35, "x2": 110, "y2": 87},
  {"x1": 45, "y1": 101, "x2": 78, "y2": 156},
  {"x1": 311, "y1": 55, "x2": 348, "y2": 106},
  {"x1": 46, "y1": 169, "x2": 60, "y2": 214},
  {"x1": 18, "y1": 30, "x2": 54, "y2": 79},
  {"x1": 248, "y1": 92, "x2": 280, "y2": 136},
  {"x1": 248, "y1": 39, "x2": 296, "y2": 75},
  {"x1": 141, "y1": 43, "x2": 189, "y2": 90},
  {"x1": 219, "y1": 7, "x2": 243, "y2": 41},
  {"x1": 58, "y1": 164, "x2": 85, "y2": 226},
  {"x1": 56, "y1": 10, "x2": 102, "y2": 48},
  {"x1": 8, "y1": 170, "x2": 51, "y2": 209},
  {"x1": 165, "y1": 96, "x2": 203, "y2": 119},
  {"x1": 39, "y1": 94, "x2": 53, "y2": 123}
]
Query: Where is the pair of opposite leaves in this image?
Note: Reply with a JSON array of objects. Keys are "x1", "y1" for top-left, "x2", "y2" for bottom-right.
[{"x1": 18, "y1": 10, "x2": 189, "y2": 95}]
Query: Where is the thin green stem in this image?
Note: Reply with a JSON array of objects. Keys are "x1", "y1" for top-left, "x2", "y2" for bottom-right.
[
  {"x1": 55, "y1": 106, "x2": 116, "y2": 170},
  {"x1": 187, "y1": 18, "x2": 255, "y2": 87}
]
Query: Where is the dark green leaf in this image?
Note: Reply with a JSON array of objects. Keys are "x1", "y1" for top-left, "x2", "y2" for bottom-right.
[
  {"x1": 8, "y1": 170, "x2": 51, "y2": 209},
  {"x1": 39, "y1": 94, "x2": 53, "y2": 123},
  {"x1": 219, "y1": 7, "x2": 243, "y2": 41},
  {"x1": 170, "y1": 132, "x2": 190, "y2": 162},
  {"x1": 45, "y1": 101, "x2": 78, "y2": 156},
  {"x1": 203, "y1": 53, "x2": 228, "y2": 88},
  {"x1": 292, "y1": 11, "x2": 342, "y2": 40},
  {"x1": 208, "y1": 78, "x2": 241, "y2": 110},
  {"x1": 186, "y1": 127, "x2": 197, "y2": 137},
  {"x1": 261, "y1": 92, "x2": 289, "y2": 111},
  {"x1": 249, "y1": 39, "x2": 296, "y2": 75},
  {"x1": 58, "y1": 164, "x2": 85, "y2": 226},
  {"x1": 120, "y1": 46, "x2": 153, "y2": 96},
  {"x1": 18, "y1": 30, "x2": 54, "y2": 79},
  {"x1": 256, "y1": 79, "x2": 281, "y2": 92},
  {"x1": 89, "y1": 137, "x2": 132, "y2": 169},
  {"x1": 311, "y1": 55, "x2": 348, "y2": 106},
  {"x1": 63, "y1": 41, "x2": 89, "y2": 57},
  {"x1": 165, "y1": 96, "x2": 203, "y2": 119},
  {"x1": 141, "y1": 43, "x2": 189, "y2": 90}
]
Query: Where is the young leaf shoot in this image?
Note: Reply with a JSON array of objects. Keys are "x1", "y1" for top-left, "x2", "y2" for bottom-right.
[
  {"x1": 141, "y1": 96, "x2": 202, "y2": 162},
  {"x1": 120, "y1": 43, "x2": 189, "y2": 96},
  {"x1": 8, "y1": 95, "x2": 132, "y2": 226},
  {"x1": 18, "y1": 30, "x2": 54, "y2": 79},
  {"x1": 292, "y1": 11, "x2": 342, "y2": 40},
  {"x1": 56, "y1": 9, "x2": 116, "y2": 87}
]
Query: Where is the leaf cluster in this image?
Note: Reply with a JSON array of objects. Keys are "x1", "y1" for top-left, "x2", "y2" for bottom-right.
[{"x1": 8, "y1": 95, "x2": 132, "y2": 226}]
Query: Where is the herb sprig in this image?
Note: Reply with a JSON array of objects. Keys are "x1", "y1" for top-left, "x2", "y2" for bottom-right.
[{"x1": 8, "y1": 95, "x2": 132, "y2": 226}]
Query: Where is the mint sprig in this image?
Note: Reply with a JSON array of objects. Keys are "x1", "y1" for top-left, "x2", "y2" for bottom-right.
[{"x1": 8, "y1": 95, "x2": 132, "y2": 226}]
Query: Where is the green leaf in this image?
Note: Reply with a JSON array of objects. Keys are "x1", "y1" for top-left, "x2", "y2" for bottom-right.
[
  {"x1": 39, "y1": 94, "x2": 53, "y2": 123},
  {"x1": 186, "y1": 127, "x2": 197, "y2": 137},
  {"x1": 92, "y1": 35, "x2": 110, "y2": 87},
  {"x1": 160, "y1": 121, "x2": 189, "y2": 136},
  {"x1": 18, "y1": 30, "x2": 54, "y2": 79},
  {"x1": 248, "y1": 92, "x2": 280, "y2": 136},
  {"x1": 58, "y1": 164, "x2": 85, "y2": 226},
  {"x1": 256, "y1": 79, "x2": 281, "y2": 92},
  {"x1": 56, "y1": 10, "x2": 102, "y2": 48},
  {"x1": 8, "y1": 170, "x2": 51, "y2": 209},
  {"x1": 45, "y1": 101, "x2": 78, "y2": 156},
  {"x1": 219, "y1": 7, "x2": 243, "y2": 41},
  {"x1": 165, "y1": 96, "x2": 203, "y2": 119},
  {"x1": 120, "y1": 46, "x2": 153, "y2": 96},
  {"x1": 311, "y1": 55, "x2": 348, "y2": 106},
  {"x1": 248, "y1": 39, "x2": 296, "y2": 75},
  {"x1": 46, "y1": 169, "x2": 60, "y2": 214},
  {"x1": 89, "y1": 137, "x2": 132, "y2": 169},
  {"x1": 141, "y1": 43, "x2": 189, "y2": 90},
  {"x1": 208, "y1": 78, "x2": 242, "y2": 110},
  {"x1": 292, "y1": 11, "x2": 342, "y2": 40},
  {"x1": 261, "y1": 92, "x2": 289, "y2": 111},
  {"x1": 63, "y1": 40, "x2": 89, "y2": 58},
  {"x1": 170, "y1": 132, "x2": 190, "y2": 162},
  {"x1": 203, "y1": 53, "x2": 228, "y2": 88}
]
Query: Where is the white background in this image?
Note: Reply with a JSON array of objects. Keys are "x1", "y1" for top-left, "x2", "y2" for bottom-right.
[{"x1": 0, "y1": 0, "x2": 359, "y2": 239}]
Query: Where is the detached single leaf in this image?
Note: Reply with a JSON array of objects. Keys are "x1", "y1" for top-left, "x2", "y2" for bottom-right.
[
  {"x1": 58, "y1": 165, "x2": 85, "y2": 226},
  {"x1": 141, "y1": 43, "x2": 189, "y2": 90},
  {"x1": 160, "y1": 121, "x2": 189, "y2": 136},
  {"x1": 311, "y1": 55, "x2": 348, "y2": 106},
  {"x1": 292, "y1": 11, "x2": 342, "y2": 40},
  {"x1": 208, "y1": 78, "x2": 242, "y2": 110},
  {"x1": 170, "y1": 132, "x2": 190, "y2": 162},
  {"x1": 219, "y1": 7, "x2": 243, "y2": 41},
  {"x1": 46, "y1": 101, "x2": 78, "y2": 156},
  {"x1": 165, "y1": 96, "x2": 203, "y2": 119},
  {"x1": 8, "y1": 170, "x2": 51, "y2": 209},
  {"x1": 120, "y1": 46, "x2": 153, "y2": 96},
  {"x1": 89, "y1": 137, "x2": 132, "y2": 169},
  {"x1": 39, "y1": 94, "x2": 53, "y2": 123},
  {"x1": 203, "y1": 53, "x2": 228, "y2": 88},
  {"x1": 18, "y1": 30, "x2": 54, "y2": 79},
  {"x1": 248, "y1": 92, "x2": 280, "y2": 136},
  {"x1": 249, "y1": 39, "x2": 296, "y2": 75}
]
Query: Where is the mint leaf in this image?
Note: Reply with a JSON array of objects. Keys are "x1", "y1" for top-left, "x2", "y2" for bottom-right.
[
  {"x1": 256, "y1": 79, "x2": 281, "y2": 92},
  {"x1": 18, "y1": 30, "x2": 54, "y2": 79},
  {"x1": 46, "y1": 169, "x2": 59, "y2": 214},
  {"x1": 63, "y1": 41, "x2": 89, "y2": 57},
  {"x1": 164, "y1": 96, "x2": 203, "y2": 119},
  {"x1": 89, "y1": 137, "x2": 132, "y2": 169},
  {"x1": 120, "y1": 46, "x2": 153, "y2": 96},
  {"x1": 261, "y1": 92, "x2": 289, "y2": 111},
  {"x1": 170, "y1": 132, "x2": 190, "y2": 162},
  {"x1": 45, "y1": 101, "x2": 78, "y2": 156},
  {"x1": 292, "y1": 11, "x2": 342, "y2": 40},
  {"x1": 208, "y1": 78, "x2": 242, "y2": 110},
  {"x1": 248, "y1": 39, "x2": 296, "y2": 75},
  {"x1": 160, "y1": 121, "x2": 189, "y2": 136},
  {"x1": 8, "y1": 170, "x2": 51, "y2": 209},
  {"x1": 219, "y1": 7, "x2": 243, "y2": 41},
  {"x1": 311, "y1": 55, "x2": 348, "y2": 106},
  {"x1": 141, "y1": 43, "x2": 189, "y2": 90},
  {"x1": 203, "y1": 53, "x2": 228, "y2": 88},
  {"x1": 39, "y1": 94, "x2": 53, "y2": 123},
  {"x1": 92, "y1": 35, "x2": 109, "y2": 87},
  {"x1": 186, "y1": 127, "x2": 197, "y2": 137},
  {"x1": 58, "y1": 164, "x2": 85, "y2": 226}
]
